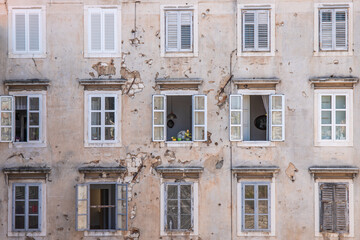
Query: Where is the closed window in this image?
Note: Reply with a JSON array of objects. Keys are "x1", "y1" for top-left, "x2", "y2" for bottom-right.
[
  {"x1": 165, "y1": 11, "x2": 193, "y2": 52},
  {"x1": 242, "y1": 10, "x2": 270, "y2": 52}
]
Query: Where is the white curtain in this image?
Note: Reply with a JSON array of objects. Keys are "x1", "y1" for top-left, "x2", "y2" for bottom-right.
[{"x1": 262, "y1": 95, "x2": 269, "y2": 114}]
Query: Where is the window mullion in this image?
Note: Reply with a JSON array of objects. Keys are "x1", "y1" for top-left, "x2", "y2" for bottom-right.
[{"x1": 101, "y1": 96, "x2": 105, "y2": 141}]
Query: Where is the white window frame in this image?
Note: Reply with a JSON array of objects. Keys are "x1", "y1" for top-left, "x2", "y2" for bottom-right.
[
  {"x1": 237, "y1": 178, "x2": 275, "y2": 237},
  {"x1": 160, "y1": 5, "x2": 198, "y2": 57},
  {"x1": 314, "y1": 3, "x2": 353, "y2": 56},
  {"x1": 314, "y1": 179, "x2": 354, "y2": 237},
  {"x1": 314, "y1": 89, "x2": 352, "y2": 147},
  {"x1": 160, "y1": 179, "x2": 199, "y2": 236},
  {"x1": 237, "y1": 4, "x2": 275, "y2": 57},
  {"x1": 8, "y1": 6, "x2": 46, "y2": 58},
  {"x1": 84, "y1": 6, "x2": 121, "y2": 58},
  {"x1": 8, "y1": 180, "x2": 46, "y2": 237},
  {"x1": 84, "y1": 91, "x2": 121, "y2": 147}
]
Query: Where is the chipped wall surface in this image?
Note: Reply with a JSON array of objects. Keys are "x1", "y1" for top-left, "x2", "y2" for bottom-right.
[{"x1": 0, "y1": 0, "x2": 360, "y2": 239}]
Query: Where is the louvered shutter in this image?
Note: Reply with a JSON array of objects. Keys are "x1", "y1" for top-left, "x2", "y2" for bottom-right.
[
  {"x1": 104, "y1": 11, "x2": 115, "y2": 51},
  {"x1": 320, "y1": 9, "x2": 333, "y2": 50},
  {"x1": 90, "y1": 12, "x2": 102, "y2": 51},
  {"x1": 193, "y1": 95, "x2": 207, "y2": 141},
  {"x1": 243, "y1": 11, "x2": 255, "y2": 50},
  {"x1": 335, "y1": 9, "x2": 347, "y2": 50},
  {"x1": 166, "y1": 11, "x2": 179, "y2": 51},
  {"x1": 29, "y1": 13, "x2": 40, "y2": 51},
  {"x1": 180, "y1": 11, "x2": 192, "y2": 50},
  {"x1": 15, "y1": 13, "x2": 26, "y2": 51},
  {"x1": 230, "y1": 95, "x2": 243, "y2": 141},
  {"x1": 334, "y1": 184, "x2": 348, "y2": 233},
  {"x1": 320, "y1": 183, "x2": 335, "y2": 232},
  {"x1": 258, "y1": 11, "x2": 270, "y2": 50},
  {"x1": 270, "y1": 95, "x2": 285, "y2": 141},
  {"x1": 76, "y1": 184, "x2": 89, "y2": 231},
  {"x1": 152, "y1": 95, "x2": 166, "y2": 141},
  {"x1": 0, "y1": 96, "x2": 14, "y2": 142}
]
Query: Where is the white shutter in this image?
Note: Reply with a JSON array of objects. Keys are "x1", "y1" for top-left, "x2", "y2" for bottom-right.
[
  {"x1": 335, "y1": 9, "x2": 347, "y2": 50},
  {"x1": 15, "y1": 13, "x2": 26, "y2": 51},
  {"x1": 192, "y1": 95, "x2": 207, "y2": 141},
  {"x1": 166, "y1": 11, "x2": 179, "y2": 51},
  {"x1": 257, "y1": 10, "x2": 270, "y2": 50},
  {"x1": 29, "y1": 13, "x2": 40, "y2": 51},
  {"x1": 90, "y1": 12, "x2": 102, "y2": 51},
  {"x1": 153, "y1": 95, "x2": 166, "y2": 141},
  {"x1": 0, "y1": 96, "x2": 14, "y2": 142},
  {"x1": 320, "y1": 9, "x2": 334, "y2": 50},
  {"x1": 270, "y1": 95, "x2": 285, "y2": 141},
  {"x1": 230, "y1": 95, "x2": 243, "y2": 141},
  {"x1": 104, "y1": 11, "x2": 115, "y2": 51},
  {"x1": 243, "y1": 11, "x2": 255, "y2": 50},
  {"x1": 76, "y1": 184, "x2": 89, "y2": 231},
  {"x1": 180, "y1": 11, "x2": 192, "y2": 50}
]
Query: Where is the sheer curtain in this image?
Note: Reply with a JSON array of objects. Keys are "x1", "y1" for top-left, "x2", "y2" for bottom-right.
[{"x1": 261, "y1": 95, "x2": 269, "y2": 114}]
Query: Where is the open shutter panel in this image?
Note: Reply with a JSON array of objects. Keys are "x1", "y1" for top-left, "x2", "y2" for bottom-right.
[
  {"x1": 152, "y1": 95, "x2": 166, "y2": 141},
  {"x1": 257, "y1": 11, "x2": 270, "y2": 50},
  {"x1": 0, "y1": 96, "x2": 14, "y2": 142},
  {"x1": 90, "y1": 12, "x2": 102, "y2": 51},
  {"x1": 230, "y1": 95, "x2": 243, "y2": 141},
  {"x1": 15, "y1": 13, "x2": 26, "y2": 51},
  {"x1": 76, "y1": 184, "x2": 89, "y2": 231},
  {"x1": 270, "y1": 95, "x2": 285, "y2": 141},
  {"x1": 243, "y1": 11, "x2": 255, "y2": 50},
  {"x1": 104, "y1": 11, "x2": 115, "y2": 51},
  {"x1": 320, "y1": 9, "x2": 333, "y2": 50},
  {"x1": 193, "y1": 95, "x2": 207, "y2": 141},
  {"x1": 180, "y1": 11, "x2": 192, "y2": 50},
  {"x1": 335, "y1": 10, "x2": 347, "y2": 50},
  {"x1": 166, "y1": 11, "x2": 179, "y2": 51},
  {"x1": 320, "y1": 183, "x2": 335, "y2": 232},
  {"x1": 334, "y1": 184, "x2": 349, "y2": 233},
  {"x1": 116, "y1": 184, "x2": 128, "y2": 230},
  {"x1": 29, "y1": 13, "x2": 40, "y2": 51}
]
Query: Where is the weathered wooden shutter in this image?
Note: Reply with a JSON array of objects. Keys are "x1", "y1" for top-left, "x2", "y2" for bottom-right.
[
  {"x1": 15, "y1": 13, "x2": 26, "y2": 51},
  {"x1": 243, "y1": 11, "x2": 255, "y2": 50},
  {"x1": 257, "y1": 10, "x2": 270, "y2": 50},
  {"x1": 230, "y1": 95, "x2": 243, "y2": 141},
  {"x1": 320, "y1": 9, "x2": 333, "y2": 50},
  {"x1": 76, "y1": 184, "x2": 89, "y2": 231},
  {"x1": 152, "y1": 95, "x2": 166, "y2": 141},
  {"x1": 270, "y1": 95, "x2": 285, "y2": 141},
  {"x1": 334, "y1": 184, "x2": 348, "y2": 233},
  {"x1": 0, "y1": 96, "x2": 14, "y2": 142},
  {"x1": 166, "y1": 11, "x2": 179, "y2": 51},
  {"x1": 104, "y1": 11, "x2": 115, "y2": 51},
  {"x1": 180, "y1": 11, "x2": 192, "y2": 50},
  {"x1": 90, "y1": 12, "x2": 102, "y2": 51},
  {"x1": 116, "y1": 184, "x2": 128, "y2": 230},
  {"x1": 193, "y1": 95, "x2": 207, "y2": 141},
  {"x1": 320, "y1": 183, "x2": 335, "y2": 232},
  {"x1": 29, "y1": 13, "x2": 40, "y2": 51},
  {"x1": 335, "y1": 9, "x2": 347, "y2": 50}
]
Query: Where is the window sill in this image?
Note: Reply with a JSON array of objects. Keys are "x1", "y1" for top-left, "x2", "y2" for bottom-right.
[
  {"x1": 165, "y1": 141, "x2": 198, "y2": 147},
  {"x1": 8, "y1": 53, "x2": 46, "y2": 59},
  {"x1": 314, "y1": 141, "x2": 353, "y2": 147},
  {"x1": 160, "y1": 231, "x2": 197, "y2": 237},
  {"x1": 84, "y1": 230, "x2": 124, "y2": 237},
  {"x1": 315, "y1": 232, "x2": 352, "y2": 238},
  {"x1": 8, "y1": 231, "x2": 46, "y2": 237},
  {"x1": 313, "y1": 50, "x2": 353, "y2": 57},
  {"x1": 238, "y1": 231, "x2": 275, "y2": 237},
  {"x1": 84, "y1": 141, "x2": 121, "y2": 148},
  {"x1": 161, "y1": 51, "x2": 198, "y2": 58},
  {"x1": 84, "y1": 52, "x2": 121, "y2": 58},
  {"x1": 10, "y1": 142, "x2": 46, "y2": 148},
  {"x1": 237, "y1": 51, "x2": 275, "y2": 57},
  {"x1": 237, "y1": 141, "x2": 275, "y2": 147}
]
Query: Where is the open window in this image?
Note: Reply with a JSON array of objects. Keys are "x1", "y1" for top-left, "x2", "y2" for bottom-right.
[
  {"x1": 152, "y1": 95, "x2": 207, "y2": 142},
  {"x1": 230, "y1": 94, "x2": 284, "y2": 142}
]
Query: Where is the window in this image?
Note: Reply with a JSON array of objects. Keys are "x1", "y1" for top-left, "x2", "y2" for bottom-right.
[
  {"x1": 9, "y1": 7, "x2": 46, "y2": 58},
  {"x1": 12, "y1": 183, "x2": 42, "y2": 231},
  {"x1": 241, "y1": 183, "x2": 270, "y2": 232},
  {"x1": 84, "y1": 6, "x2": 121, "y2": 57},
  {"x1": 152, "y1": 95, "x2": 207, "y2": 142},
  {"x1": 160, "y1": 5, "x2": 198, "y2": 57},
  {"x1": 230, "y1": 94, "x2": 284, "y2": 142},
  {"x1": 76, "y1": 183, "x2": 128, "y2": 231}
]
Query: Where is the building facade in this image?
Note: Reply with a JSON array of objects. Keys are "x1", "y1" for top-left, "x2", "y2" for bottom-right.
[{"x1": 0, "y1": 0, "x2": 359, "y2": 239}]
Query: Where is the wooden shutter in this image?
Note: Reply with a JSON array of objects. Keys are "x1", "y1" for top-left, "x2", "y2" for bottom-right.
[
  {"x1": 257, "y1": 10, "x2": 270, "y2": 50},
  {"x1": 192, "y1": 95, "x2": 207, "y2": 141},
  {"x1": 76, "y1": 184, "x2": 89, "y2": 231},
  {"x1": 29, "y1": 13, "x2": 40, "y2": 51},
  {"x1": 230, "y1": 95, "x2": 243, "y2": 141},
  {"x1": 116, "y1": 184, "x2": 128, "y2": 230},
  {"x1": 320, "y1": 183, "x2": 335, "y2": 232},
  {"x1": 0, "y1": 96, "x2": 14, "y2": 142},
  {"x1": 104, "y1": 11, "x2": 115, "y2": 51},
  {"x1": 243, "y1": 11, "x2": 255, "y2": 50},
  {"x1": 335, "y1": 9, "x2": 347, "y2": 50},
  {"x1": 90, "y1": 11, "x2": 102, "y2": 51},
  {"x1": 270, "y1": 95, "x2": 285, "y2": 141},
  {"x1": 152, "y1": 95, "x2": 166, "y2": 141},
  {"x1": 180, "y1": 11, "x2": 192, "y2": 50},
  {"x1": 320, "y1": 9, "x2": 333, "y2": 50},
  {"x1": 166, "y1": 11, "x2": 179, "y2": 51},
  {"x1": 15, "y1": 13, "x2": 26, "y2": 51},
  {"x1": 334, "y1": 184, "x2": 348, "y2": 233}
]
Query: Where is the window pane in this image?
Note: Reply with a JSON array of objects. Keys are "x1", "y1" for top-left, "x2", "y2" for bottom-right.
[
  {"x1": 244, "y1": 215, "x2": 255, "y2": 229},
  {"x1": 194, "y1": 127, "x2": 205, "y2": 140},
  {"x1": 29, "y1": 98, "x2": 39, "y2": 111},
  {"x1": 194, "y1": 96, "x2": 205, "y2": 110},
  {"x1": 117, "y1": 200, "x2": 127, "y2": 214},
  {"x1": 167, "y1": 215, "x2": 178, "y2": 230},
  {"x1": 29, "y1": 186, "x2": 39, "y2": 199},
  {"x1": 321, "y1": 111, "x2": 332, "y2": 124},
  {"x1": 321, "y1": 126, "x2": 332, "y2": 140},
  {"x1": 336, "y1": 126, "x2": 346, "y2": 140},
  {"x1": 244, "y1": 24, "x2": 255, "y2": 48},
  {"x1": 258, "y1": 185, "x2": 268, "y2": 199},
  {"x1": 78, "y1": 185, "x2": 87, "y2": 199},
  {"x1": 117, "y1": 214, "x2": 127, "y2": 230},
  {"x1": 78, "y1": 200, "x2": 87, "y2": 215},
  {"x1": 272, "y1": 111, "x2": 282, "y2": 125},
  {"x1": 180, "y1": 200, "x2": 191, "y2": 214},
  {"x1": 258, "y1": 215, "x2": 268, "y2": 229},
  {"x1": 231, "y1": 111, "x2": 241, "y2": 125},
  {"x1": 321, "y1": 96, "x2": 331, "y2": 109},
  {"x1": 195, "y1": 112, "x2": 205, "y2": 125},
  {"x1": 336, "y1": 96, "x2": 346, "y2": 109},
  {"x1": 15, "y1": 216, "x2": 25, "y2": 229},
  {"x1": 258, "y1": 200, "x2": 268, "y2": 214},
  {"x1": 154, "y1": 112, "x2": 164, "y2": 125},
  {"x1": 29, "y1": 201, "x2": 39, "y2": 214},
  {"x1": 91, "y1": 112, "x2": 101, "y2": 125},
  {"x1": 180, "y1": 215, "x2": 191, "y2": 229},
  {"x1": 245, "y1": 185, "x2": 254, "y2": 199},
  {"x1": 1, "y1": 127, "x2": 11, "y2": 141},
  {"x1": 91, "y1": 127, "x2": 101, "y2": 140},
  {"x1": 77, "y1": 215, "x2": 87, "y2": 230},
  {"x1": 1, "y1": 97, "x2": 12, "y2": 111},
  {"x1": 271, "y1": 126, "x2": 282, "y2": 141},
  {"x1": 231, "y1": 96, "x2": 242, "y2": 110},
  {"x1": 231, "y1": 126, "x2": 241, "y2": 140},
  {"x1": 180, "y1": 185, "x2": 191, "y2": 199},
  {"x1": 105, "y1": 127, "x2": 115, "y2": 140},
  {"x1": 167, "y1": 199, "x2": 178, "y2": 215},
  {"x1": 336, "y1": 111, "x2": 346, "y2": 124},
  {"x1": 105, "y1": 112, "x2": 115, "y2": 125},
  {"x1": 91, "y1": 97, "x2": 101, "y2": 110},
  {"x1": 15, "y1": 201, "x2": 25, "y2": 214},
  {"x1": 105, "y1": 97, "x2": 115, "y2": 110},
  {"x1": 117, "y1": 185, "x2": 127, "y2": 199},
  {"x1": 245, "y1": 200, "x2": 254, "y2": 214},
  {"x1": 1, "y1": 112, "x2": 11, "y2": 126},
  {"x1": 154, "y1": 97, "x2": 164, "y2": 110},
  {"x1": 28, "y1": 216, "x2": 38, "y2": 229},
  {"x1": 271, "y1": 96, "x2": 282, "y2": 110},
  {"x1": 167, "y1": 185, "x2": 178, "y2": 199},
  {"x1": 181, "y1": 25, "x2": 191, "y2": 50},
  {"x1": 16, "y1": 186, "x2": 25, "y2": 199},
  {"x1": 29, "y1": 128, "x2": 39, "y2": 141},
  {"x1": 29, "y1": 113, "x2": 39, "y2": 126},
  {"x1": 153, "y1": 127, "x2": 164, "y2": 141}
]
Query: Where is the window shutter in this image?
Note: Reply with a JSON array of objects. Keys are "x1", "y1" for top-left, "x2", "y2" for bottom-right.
[
  {"x1": 116, "y1": 184, "x2": 128, "y2": 230},
  {"x1": 27, "y1": 96, "x2": 41, "y2": 142},
  {"x1": 230, "y1": 95, "x2": 243, "y2": 141},
  {"x1": 334, "y1": 184, "x2": 349, "y2": 233},
  {"x1": 90, "y1": 12, "x2": 102, "y2": 51},
  {"x1": 320, "y1": 10, "x2": 334, "y2": 50},
  {"x1": 192, "y1": 95, "x2": 207, "y2": 141},
  {"x1": 335, "y1": 10, "x2": 347, "y2": 50},
  {"x1": 76, "y1": 184, "x2": 89, "y2": 231},
  {"x1": 257, "y1": 11, "x2": 270, "y2": 50},
  {"x1": 0, "y1": 96, "x2": 14, "y2": 142},
  {"x1": 166, "y1": 11, "x2": 179, "y2": 51},
  {"x1": 29, "y1": 13, "x2": 40, "y2": 51},
  {"x1": 180, "y1": 11, "x2": 192, "y2": 50},
  {"x1": 104, "y1": 11, "x2": 115, "y2": 51},
  {"x1": 243, "y1": 11, "x2": 255, "y2": 50},
  {"x1": 270, "y1": 95, "x2": 285, "y2": 141},
  {"x1": 15, "y1": 13, "x2": 26, "y2": 51},
  {"x1": 152, "y1": 95, "x2": 166, "y2": 141},
  {"x1": 320, "y1": 183, "x2": 335, "y2": 232}
]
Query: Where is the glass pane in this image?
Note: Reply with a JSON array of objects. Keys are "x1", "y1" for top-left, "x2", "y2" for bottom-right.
[
  {"x1": 1, "y1": 112, "x2": 11, "y2": 126},
  {"x1": 272, "y1": 126, "x2": 282, "y2": 140},
  {"x1": 16, "y1": 186, "x2": 25, "y2": 199},
  {"x1": 244, "y1": 215, "x2": 255, "y2": 229},
  {"x1": 105, "y1": 112, "x2": 115, "y2": 125},
  {"x1": 29, "y1": 128, "x2": 39, "y2": 141},
  {"x1": 245, "y1": 200, "x2": 254, "y2": 214},
  {"x1": 153, "y1": 127, "x2": 164, "y2": 141},
  {"x1": 78, "y1": 200, "x2": 87, "y2": 215},
  {"x1": 29, "y1": 98, "x2": 39, "y2": 110},
  {"x1": 15, "y1": 201, "x2": 25, "y2": 214},
  {"x1": 321, "y1": 111, "x2": 331, "y2": 124},
  {"x1": 336, "y1": 96, "x2": 346, "y2": 109},
  {"x1": 1, "y1": 97, "x2": 12, "y2": 111},
  {"x1": 77, "y1": 215, "x2": 87, "y2": 230},
  {"x1": 29, "y1": 201, "x2": 39, "y2": 214},
  {"x1": 117, "y1": 200, "x2": 127, "y2": 214},
  {"x1": 258, "y1": 200, "x2": 268, "y2": 214},
  {"x1": 117, "y1": 214, "x2": 127, "y2": 229},
  {"x1": 336, "y1": 126, "x2": 346, "y2": 140},
  {"x1": 194, "y1": 127, "x2": 205, "y2": 140},
  {"x1": 258, "y1": 215, "x2": 269, "y2": 229},
  {"x1": 117, "y1": 185, "x2": 127, "y2": 199},
  {"x1": 195, "y1": 112, "x2": 205, "y2": 125},
  {"x1": 231, "y1": 96, "x2": 241, "y2": 110},
  {"x1": 15, "y1": 216, "x2": 25, "y2": 229},
  {"x1": 336, "y1": 111, "x2": 346, "y2": 124},
  {"x1": 91, "y1": 97, "x2": 101, "y2": 110},
  {"x1": 231, "y1": 111, "x2": 241, "y2": 125},
  {"x1": 245, "y1": 185, "x2": 254, "y2": 199},
  {"x1": 180, "y1": 185, "x2": 191, "y2": 199},
  {"x1": 105, "y1": 97, "x2": 115, "y2": 110},
  {"x1": 154, "y1": 112, "x2": 164, "y2": 125},
  {"x1": 180, "y1": 215, "x2": 191, "y2": 229},
  {"x1": 272, "y1": 111, "x2": 282, "y2": 125},
  {"x1": 194, "y1": 96, "x2": 205, "y2": 110},
  {"x1": 105, "y1": 127, "x2": 115, "y2": 140},
  {"x1": 1, "y1": 127, "x2": 11, "y2": 141},
  {"x1": 271, "y1": 96, "x2": 282, "y2": 110},
  {"x1": 91, "y1": 127, "x2": 101, "y2": 140},
  {"x1": 321, "y1": 96, "x2": 331, "y2": 109},
  {"x1": 154, "y1": 96, "x2": 164, "y2": 110},
  {"x1": 91, "y1": 112, "x2": 101, "y2": 125},
  {"x1": 167, "y1": 185, "x2": 178, "y2": 199},
  {"x1": 180, "y1": 200, "x2": 191, "y2": 214},
  {"x1": 258, "y1": 185, "x2": 268, "y2": 199},
  {"x1": 29, "y1": 186, "x2": 39, "y2": 199},
  {"x1": 78, "y1": 185, "x2": 87, "y2": 199},
  {"x1": 231, "y1": 126, "x2": 241, "y2": 140},
  {"x1": 321, "y1": 126, "x2": 332, "y2": 140},
  {"x1": 167, "y1": 215, "x2": 178, "y2": 230},
  {"x1": 167, "y1": 199, "x2": 178, "y2": 215},
  {"x1": 29, "y1": 113, "x2": 39, "y2": 126}
]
